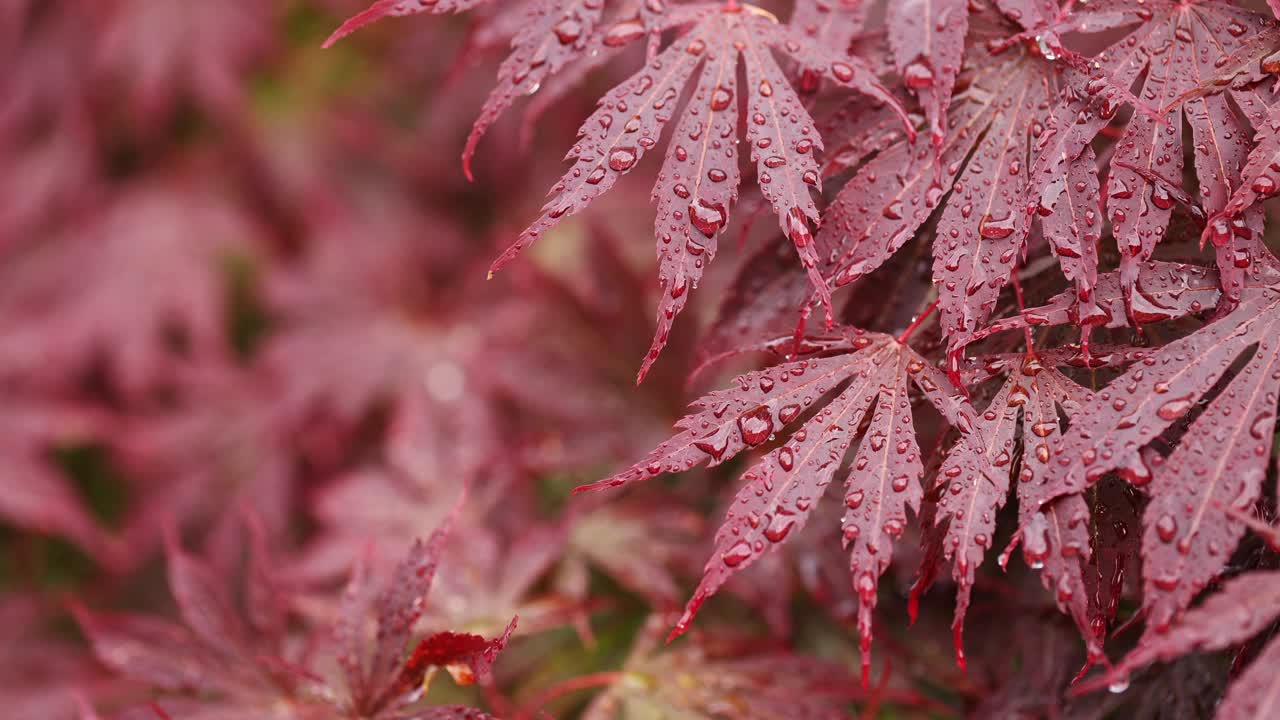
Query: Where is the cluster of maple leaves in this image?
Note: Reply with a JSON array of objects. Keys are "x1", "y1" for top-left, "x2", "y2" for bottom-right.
[{"x1": 7, "y1": 0, "x2": 1280, "y2": 717}]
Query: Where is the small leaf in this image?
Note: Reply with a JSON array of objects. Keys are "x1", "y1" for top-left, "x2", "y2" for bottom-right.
[{"x1": 324, "y1": 0, "x2": 489, "y2": 48}]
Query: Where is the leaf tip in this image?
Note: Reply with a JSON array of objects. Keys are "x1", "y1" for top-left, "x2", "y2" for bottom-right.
[
  {"x1": 321, "y1": 5, "x2": 389, "y2": 48},
  {"x1": 907, "y1": 582, "x2": 923, "y2": 626},
  {"x1": 461, "y1": 152, "x2": 476, "y2": 184},
  {"x1": 667, "y1": 592, "x2": 706, "y2": 644}
]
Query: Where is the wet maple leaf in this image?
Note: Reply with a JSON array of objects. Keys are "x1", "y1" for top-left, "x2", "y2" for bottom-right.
[
  {"x1": 709, "y1": 485, "x2": 869, "y2": 637},
  {"x1": 1205, "y1": 101, "x2": 1280, "y2": 244},
  {"x1": 326, "y1": 1, "x2": 912, "y2": 377},
  {"x1": 476, "y1": 4, "x2": 910, "y2": 379},
  {"x1": 1029, "y1": 0, "x2": 1279, "y2": 304},
  {"x1": 1026, "y1": 254, "x2": 1280, "y2": 634},
  {"x1": 817, "y1": 2, "x2": 1108, "y2": 355},
  {"x1": 580, "y1": 327, "x2": 981, "y2": 679},
  {"x1": 453, "y1": 3, "x2": 706, "y2": 180},
  {"x1": 968, "y1": 260, "x2": 1224, "y2": 348},
  {"x1": 927, "y1": 354, "x2": 1099, "y2": 667},
  {"x1": 1133, "y1": 346, "x2": 1279, "y2": 634},
  {"x1": 1081, "y1": 570, "x2": 1280, "y2": 714},
  {"x1": 321, "y1": 517, "x2": 516, "y2": 719},
  {"x1": 886, "y1": 0, "x2": 969, "y2": 147}
]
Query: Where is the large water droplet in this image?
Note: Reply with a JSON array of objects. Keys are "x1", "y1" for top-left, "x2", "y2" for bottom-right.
[
  {"x1": 778, "y1": 446, "x2": 795, "y2": 471},
  {"x1": 608, "y1": 147, "x2": 638, "y2": 171},
  {"x1": 846, "y1": 489, "x2": 864, "y2": 509},
  {"x1": 978, "y1": 213, "x2": 1016, "y2": 239},
  {"x1": 603, "y1": 19, "x2": 645, "y2": 47},
  {"x1": 1156, "y1": 395, "x2": 1194, "y2": 421},
  {"x1": 710, "y1": 85, "x2": 734, "y2": 111},
  {"x1": 688, "y1": 198, "x2": 727, "y2": 238},
  {"x1": 738, "y1": 406, "x2": 774, "y2": 446},
  {"x1": 830, "y1": 62, "x2": 855, "y2": 82},
  {"x1": 765, "y1": 511, "x2": 796, "y2": 542},
  {"x1": 553, "y1": 18, "x2": 583, "y2": 45},
  {"x1": 722, "y1": 540, "x2": 752, "y2": 567},
  {"x1": 903, "y1": 59, "x2": 934, "y2": 88}
]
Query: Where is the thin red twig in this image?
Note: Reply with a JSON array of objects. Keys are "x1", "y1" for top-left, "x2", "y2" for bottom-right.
[
  {"x1": 520, "y1": 671, "x2": 625, "y2": 719},
  {"x1": 1010, "y1": 267, "x2": 1035, "y2": 354},
  {"x1": 898, "y1": 298, "x2": 940, "y2": 343}
]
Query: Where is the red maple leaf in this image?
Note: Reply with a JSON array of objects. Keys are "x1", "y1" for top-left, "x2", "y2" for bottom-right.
[
  {"x1": 74, "y1": 518, "x2": 301, "y2": 717},
  {"x1": 1079, "y1": 569, "x2": 1280, "y2": 715},
  {"x1": 580, "y1": 327, "x2": 982, "y2": 680},
  {"x1": 1030, "y1": 0, "x2": 1279, "y2": 305},
  {"x1": 0, "y1": 183, "x2": 262, "y2": 399},
  {"x1": 0, "y1": 397, "x2": 118, "y2": 568},
  {"x1": 1025, "y1": 254, "x2": 1280, "y2": 637},
  {"x1": 92, "y1": 0, "x2": 273, "y2": 125}
]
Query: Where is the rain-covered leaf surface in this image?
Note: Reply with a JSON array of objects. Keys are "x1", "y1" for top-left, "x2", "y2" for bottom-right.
[{"x1": 14, "y1": 1, "x2": 1280, "y2": 718}]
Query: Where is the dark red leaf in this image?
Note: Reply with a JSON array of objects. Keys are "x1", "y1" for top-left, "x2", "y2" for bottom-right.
[
  {"x1": 1216, "y1": 633, "x2": 1280, "y2": 719},
  {"x1": 587, "y1": 328, "x2": 979, "y2": 676},
  {"x1": 1037, "y1": 272, "x2": 1280, "y2": 507},
  {"x1": 935, "y1": 356, "x2": 1098, "y2": 664},
  {"x1": 887, "y1": 0, "x2": 968, "y2": 146},
  {"x1": 1086, "y1": 570, "x2": 1280, "y2": 692},
  {"x1": 397, "y1": 616, "x2": 516, "y2": 691},
  {"x1": 1139, "y1": 327, "x2": 1280, "y2": 632},
  {"x1": 487, "y1": 7, "x2": 909, "y2": 374}
]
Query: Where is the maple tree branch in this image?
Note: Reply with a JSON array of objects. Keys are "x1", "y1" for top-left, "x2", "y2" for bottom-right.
[
  {"x1": 521, "y1": 671, "x2": 626, "y2": 717},
  {"x1": 898, "y1": 298, "x2": 940, "y2": 344},
  {"x1": 858, "y1": 657, "x2": 893, "y2": 720},
  {"x1": 1010, "y1": 266, "x2": 1035, "y2": 354}
]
